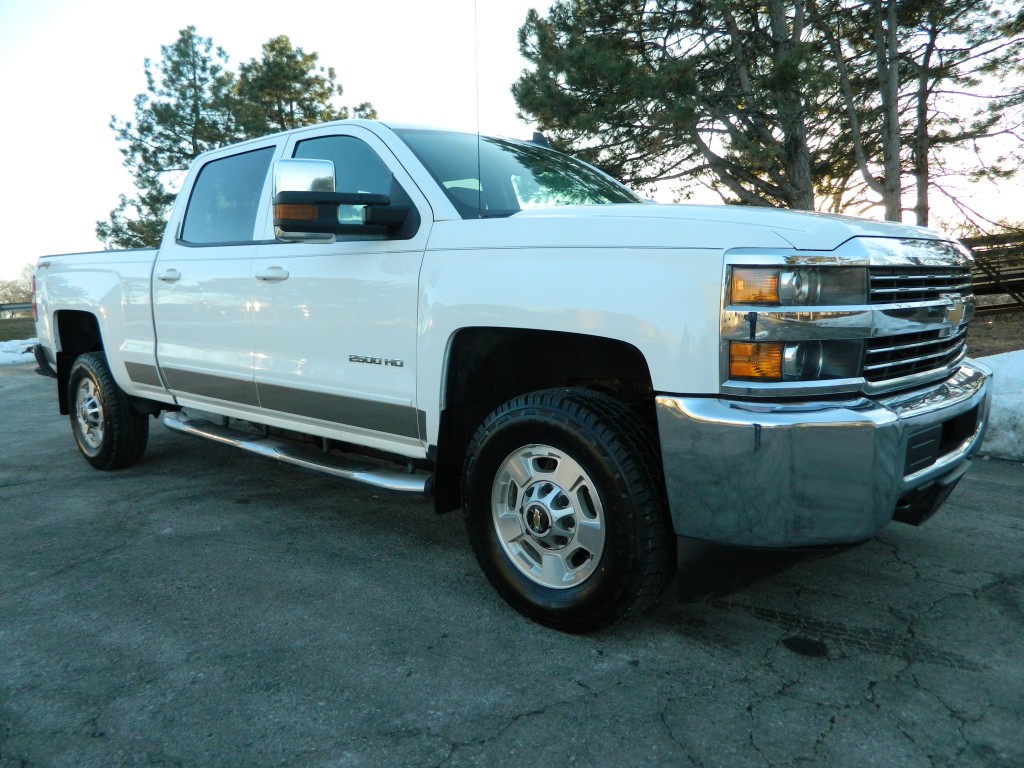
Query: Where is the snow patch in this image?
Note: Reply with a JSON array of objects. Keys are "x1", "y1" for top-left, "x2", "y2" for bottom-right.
[
  {"x1": 0, "y1": 338, "x2": 37, "y2": 367},
  {"x1": 976, "y1": 350, "x2": 1024, "y2": 462}
]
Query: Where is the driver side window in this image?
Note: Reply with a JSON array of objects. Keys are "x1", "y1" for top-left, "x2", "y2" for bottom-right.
[{"x1": 293, "y1": 136, "x2": 419, "y2": 239}]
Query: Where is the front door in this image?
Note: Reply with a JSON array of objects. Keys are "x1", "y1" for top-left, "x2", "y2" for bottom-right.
[{"x1": 250, "y1": 126, "x2": 431, "y2": 455}]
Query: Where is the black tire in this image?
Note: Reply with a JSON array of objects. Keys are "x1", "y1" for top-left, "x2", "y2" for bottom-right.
[
  {"x1": 68, "y1": 352, "x2": 149, "y2": 470},
  {"x1": 463, "y1": 388, "x2": 675, "y2": 632}
]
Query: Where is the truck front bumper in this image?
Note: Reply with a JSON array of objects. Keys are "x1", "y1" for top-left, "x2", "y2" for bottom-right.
[{"x1": 655, "y1": 360, "x2": 992, "y2": 547}]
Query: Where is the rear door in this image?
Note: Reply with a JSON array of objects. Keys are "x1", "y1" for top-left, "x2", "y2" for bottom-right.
[{"x1": 153, "y1": 143, "x2": 279, "y2": 410}]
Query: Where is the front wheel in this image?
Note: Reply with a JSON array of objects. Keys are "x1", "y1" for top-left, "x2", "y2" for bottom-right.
[
  {"x1": 68, "y1": 352, "x2": 149, "y2": 470},
  {"x1": 463, "y1": 389, "x2": 675, "y2": 632}
]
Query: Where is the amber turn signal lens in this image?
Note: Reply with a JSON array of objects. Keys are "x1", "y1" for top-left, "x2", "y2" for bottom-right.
[
  {"x1": 274, "y1": 203, "x2": 318, "y2": 221},
  {"x1": 730, "y1": 341, "x2": 783, "y2": 380},
  {"x1": 731, "y1": 268, "x2": 780, "y2": 304}
]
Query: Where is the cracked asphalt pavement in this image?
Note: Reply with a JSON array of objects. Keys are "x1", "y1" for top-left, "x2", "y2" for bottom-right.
[{"x1": 2, "y1": 363, "x2": 1022, "y2": 767}]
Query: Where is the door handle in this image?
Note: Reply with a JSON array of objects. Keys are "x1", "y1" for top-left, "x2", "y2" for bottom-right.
[
  {"x1": 158, "y1": 269, "x2": 181, "y2": 283},
  {"x1": 256, "y1": 267, "x2": 290, "y2": 283}
]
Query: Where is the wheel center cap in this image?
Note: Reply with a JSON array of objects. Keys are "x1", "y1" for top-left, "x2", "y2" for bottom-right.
[{"x1": 525, "y1": 503, "x2": 552, "y2": 536}]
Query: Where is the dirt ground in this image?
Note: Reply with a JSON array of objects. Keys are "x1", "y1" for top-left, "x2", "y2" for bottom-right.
[{"x1": 967, "y1": 309, "x2": 1024, "y2": 357}]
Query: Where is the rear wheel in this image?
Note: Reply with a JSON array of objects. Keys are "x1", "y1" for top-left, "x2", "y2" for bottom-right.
[
  {"x1": 463, "y1": 388, "x2": 674, "y2": 632},
  {"x1": 68, "y1": 352, "x2": 149, "y2": 470}
]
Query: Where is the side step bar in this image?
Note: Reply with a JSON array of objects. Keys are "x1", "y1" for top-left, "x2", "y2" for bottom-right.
[{"x1": 162, "y1": 411, "x2": 432, "y2": 494}]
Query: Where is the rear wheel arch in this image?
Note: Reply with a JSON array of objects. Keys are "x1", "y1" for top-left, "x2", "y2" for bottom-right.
[{"x1": 54, "y1": 311, "x2": 104, "y2": 415}]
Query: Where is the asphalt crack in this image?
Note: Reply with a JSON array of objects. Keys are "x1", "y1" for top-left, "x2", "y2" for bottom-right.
[{"x1": 713, "y1": 601, "x2": 984, "y2": 672}]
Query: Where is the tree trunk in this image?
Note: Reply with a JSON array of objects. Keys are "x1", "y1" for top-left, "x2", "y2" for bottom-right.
[
  {"x1": 913, "y1": 19, "x2": 938, "y2": 227},
  {"x1": 770, "y1": 0, "x2": 816, "y2": 211},
  {"x1": 874, "y1": 0, "x2": 903, "y2": 221}
]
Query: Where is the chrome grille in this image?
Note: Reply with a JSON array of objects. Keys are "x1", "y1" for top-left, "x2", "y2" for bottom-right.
[
  {"x1": 863, "y1": 329, "x2": 967, "y2": 383},
  {"x1": 870, "y1": 267, "x2": 973, "y2": 303}
]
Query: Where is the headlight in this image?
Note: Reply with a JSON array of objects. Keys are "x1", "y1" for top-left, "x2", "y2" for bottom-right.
[
  {"x1": 730, "y1": 267, "x2": 867, "y2": 306},
  {"x1": 729, "y1": 340, "x2": 863, "y2": 382}
]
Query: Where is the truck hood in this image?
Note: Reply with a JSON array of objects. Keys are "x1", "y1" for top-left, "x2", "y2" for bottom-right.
[
  {"x1": 427, "y1": 203, "x2": 949, "y2": 255},
  {"x1": 505, "y1": 203, "x2": 945, "y2": 252}
]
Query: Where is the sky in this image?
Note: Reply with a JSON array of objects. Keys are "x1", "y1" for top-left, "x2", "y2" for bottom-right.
[{"x1": 0, "y1": 0, "x2": 551, "y2": 280}]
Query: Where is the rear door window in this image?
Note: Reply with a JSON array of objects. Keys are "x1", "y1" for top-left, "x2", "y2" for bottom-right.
[{"x1": 181, "y1": 147, "x2": 275, "y2": 244}]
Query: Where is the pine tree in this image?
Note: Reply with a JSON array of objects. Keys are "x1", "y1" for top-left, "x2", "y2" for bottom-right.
[
  {"x1": 234, "y1": 36, "x2": 347, "y2": 136},
  {"x1": 98, "y1": 27, "x2": 236, "y2": 249},
  {"x1": 98, "y1": 28, "x2": 378, "y2": 249},
  {"x1": 514, "y1": 0, "x2": 1024, "y2": 224}
]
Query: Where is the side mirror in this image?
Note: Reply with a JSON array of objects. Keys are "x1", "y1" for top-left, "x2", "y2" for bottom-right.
[{"x1": 272, "y1": 158, "x2": 409, "y2": 241}]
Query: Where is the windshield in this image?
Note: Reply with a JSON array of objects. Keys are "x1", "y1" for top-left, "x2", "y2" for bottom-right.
[{"x1": 395, "y1": 129, "x2": 640, "y2": 218}]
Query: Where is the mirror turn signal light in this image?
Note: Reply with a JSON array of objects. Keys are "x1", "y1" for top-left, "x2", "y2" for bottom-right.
[{"x1": 273, "y1": 203, "x2": 318, "y2": 221}]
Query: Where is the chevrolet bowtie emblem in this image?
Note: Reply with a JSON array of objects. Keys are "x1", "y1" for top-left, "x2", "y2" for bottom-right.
[{"x1": 942, "y1": 293, "x2": 967, "y2": 328}]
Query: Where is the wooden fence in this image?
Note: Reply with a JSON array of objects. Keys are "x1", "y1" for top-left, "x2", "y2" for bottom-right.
[{"x1": 963, "y1": 232, "x2": 1024, "y2": 315}]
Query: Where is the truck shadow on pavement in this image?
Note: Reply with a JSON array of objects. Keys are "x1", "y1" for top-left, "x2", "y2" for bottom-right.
[{"x1": 674, "y1": 537, "x2": 856, "y2": 604}]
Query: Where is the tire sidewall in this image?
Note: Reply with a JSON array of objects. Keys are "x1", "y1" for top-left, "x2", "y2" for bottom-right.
[
  {"x1": 69, "y1": 354, "x2": 110, "y2": 462},
  {"x1": 465, "y1": 401, "x2": 644, "y2": 628}
]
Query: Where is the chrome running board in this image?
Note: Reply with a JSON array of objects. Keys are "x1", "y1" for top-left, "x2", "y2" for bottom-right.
[{"x1": 162, "y1": 411, "x2": 431, "y2": 494}]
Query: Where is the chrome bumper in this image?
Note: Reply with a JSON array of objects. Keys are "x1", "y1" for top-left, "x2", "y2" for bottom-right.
[{"x1": 655, "y1": 360, "x2": 992, "y2": 547}]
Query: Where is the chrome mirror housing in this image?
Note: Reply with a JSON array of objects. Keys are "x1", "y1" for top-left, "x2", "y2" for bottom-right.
[{"x1": 273, "y1": 159, "x2": 338, "y2": 242}]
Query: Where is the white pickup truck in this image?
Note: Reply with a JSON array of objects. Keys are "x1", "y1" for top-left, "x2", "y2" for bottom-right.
[{"x1": 34, "y1": 119, "x2": 992, "y2": 631}]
